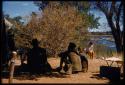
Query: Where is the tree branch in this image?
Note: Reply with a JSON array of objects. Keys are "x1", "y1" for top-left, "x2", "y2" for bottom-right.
[
  {"x1": 109, "y1": 1, "x2": 116, "y2": 17},
  {"x1": 115, "y1": 2, "x2": 123, "y2": 44},
  {"x1": 115, "y1": 2, "x2": 123, "y2": 28},
  {"x1": 96, "y1": 2, "x2": 108, "y2": 15}
]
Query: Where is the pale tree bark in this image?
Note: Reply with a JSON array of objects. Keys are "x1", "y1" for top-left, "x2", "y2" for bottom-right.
[{"x1": 9, "y1": 51, "x2": 17, "y2": 83}]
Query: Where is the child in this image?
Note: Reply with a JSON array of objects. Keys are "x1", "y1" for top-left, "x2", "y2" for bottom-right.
[{"x1": 86, "y1": 41, "x2": 94, "y2": 59}]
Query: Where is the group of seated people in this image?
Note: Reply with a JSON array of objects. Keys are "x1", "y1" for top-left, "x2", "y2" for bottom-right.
[{"x1": 17, "y1": 39, "x2": 88, "y2": 75}]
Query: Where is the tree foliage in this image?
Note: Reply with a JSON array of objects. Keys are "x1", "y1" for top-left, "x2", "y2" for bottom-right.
[
  {"x1": 34, "y1": 1, "x2": 100, "y2": 29},
  {"x1": 26, "y1": 2, "x2": 87, "y2": 55}
]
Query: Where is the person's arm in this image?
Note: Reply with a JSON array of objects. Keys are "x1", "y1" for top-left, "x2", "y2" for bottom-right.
[
  {"x1": 60, "y1": 56, "x2": 64, "y2": 68},
  {"x1": 58, "y1": 52, "x2": 65, "y2": 68}
]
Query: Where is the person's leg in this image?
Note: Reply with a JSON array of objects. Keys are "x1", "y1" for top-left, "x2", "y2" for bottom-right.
[
  {"x1": 89, "y1": 52, "x2": 91, "y2": 59},
  {"x1": 86, "y1": 52, "x2": 89, "y2": 59},
  {"x1": 45, "y1": 63, "x2": 52, "y2": 74},
  {"x1": 92, "y1": 51, "x2": 95, "y2": 59},
  {"x1": 92, "y1": 52, "x2": 94, "y2": 59},
  {"x1": 91, "y1": 52, "x2": 93, "y2": 59},
  {"x1": 64, "y1": 64, "x2": 72, "y2": 75}
]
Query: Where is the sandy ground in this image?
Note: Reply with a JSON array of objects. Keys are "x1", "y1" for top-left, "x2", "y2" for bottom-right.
[{"x1": 1, "y1": 57, "x2": 123, "y2": 84}]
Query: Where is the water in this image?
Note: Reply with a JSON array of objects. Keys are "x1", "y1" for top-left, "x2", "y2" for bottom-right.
[{"x1": 95, "y1": 36, "x2": 116, "y2": 51}]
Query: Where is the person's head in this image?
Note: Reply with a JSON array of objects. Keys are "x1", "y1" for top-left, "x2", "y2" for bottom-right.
[
  {"x1": 11, "y1": 51, "x2": 17, "y2": 59},
  {"x1": 68, "y1": 42, "x2": 76, "y2": 51},
  {"x1": 31, "y1": 39, "x2": 39, "y2": 47},
  {"x1": 88, "y1": 41, "x2": 93, "y2": 46},
  {"x1": 78, "y1": 46, "x2": 83, "y2": 52},
  {"x1": 78, "y1": 47, "x2": 81, "y2": 51}
]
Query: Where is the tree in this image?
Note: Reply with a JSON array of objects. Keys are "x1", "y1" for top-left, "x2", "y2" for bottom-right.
[
  {"x1": 1, "y1": 16, "x2": 8, "y2": 64},
  {"x1": 34, "y1": 1, "x2": 100, "y2": 29},
  {"x1": 32, "y1": 1, "x2": 101, "y2": 56},
  {"x1": 94, "y1": 1, "x2": 123, "y2": 55},
  {"x1": 27, "y1": 2, "x2": 85, "y2": 56},
  {"x1": 3, "y1": 14, "x2": 31, "y2": 49},
  {"x1": 4, "y1": 14, "x2": 10, "y2": 19},
  {"x1": 13, "y1": 16, "x2": 24, "y2": 25}
]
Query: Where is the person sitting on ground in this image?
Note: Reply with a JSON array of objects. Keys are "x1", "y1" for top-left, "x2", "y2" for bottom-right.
[
  {"x1": 58, "y1": 42, "x2": 82, "y2": 75},
  {"x1": 27, "y1": 39, "x2": 52, "y2": 75},
  {"x1": 57, "y1": 51, "x2": 69, "y2": 73},
  {"x1": 77, "y1": 47, "x2": 88, "y2": 72}
]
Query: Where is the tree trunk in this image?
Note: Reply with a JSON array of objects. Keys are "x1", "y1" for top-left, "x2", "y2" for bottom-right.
[
  {"x1": 106, "y1": 16, "x2": 123, "y2": 56},
  {"x1": 8, "y1": 51, "x2": 17, "y2": 83},
  {"x1": 9, "y1": 62, "x2": 15, "y2": 83},
  {"x1": 115, "y1": 37, "x2": 123, "y2": 55},
  {"x1": 1, "y1": 19, "x2": 8, "y2": 65}
]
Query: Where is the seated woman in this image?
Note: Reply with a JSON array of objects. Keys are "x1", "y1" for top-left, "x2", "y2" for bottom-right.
[
  {"x1": 27, "y1": 39, "x2": 52, "y2": 75},
  {"x1": 58, "y1": 42, "x2": 82, "y2": 75}
]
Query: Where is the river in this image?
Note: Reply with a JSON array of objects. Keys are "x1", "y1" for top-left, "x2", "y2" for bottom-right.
[{"x1": 90, "y1": 36, "x2": 116, "y2": 51}]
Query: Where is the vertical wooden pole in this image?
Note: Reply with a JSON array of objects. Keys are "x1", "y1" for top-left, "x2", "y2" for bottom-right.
[{"x1": 9, "y1": 51, "x2": 17, "y2": 83}]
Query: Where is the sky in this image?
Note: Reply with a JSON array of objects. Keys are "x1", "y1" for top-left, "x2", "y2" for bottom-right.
[
  {"x1": 2, "y1": 1, "x2": 111, "y2": 32},
  {"x1": 3, "y1": 1, "x2": 39, "y2": 18}
]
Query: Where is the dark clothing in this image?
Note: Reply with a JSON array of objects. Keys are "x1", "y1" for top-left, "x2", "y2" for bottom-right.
[
  {"x1": 27, "y1": 47, "x2": 51, "y2": 74},
  {"x1": 59, "y1": 51, "x2": 71, "y2": 65},
  {"x1": 78, "y1": 51, "x2": 88, "y2": 72},
  {"x1": 28, "y1": 47, "x2": 47, "y2": 66}
]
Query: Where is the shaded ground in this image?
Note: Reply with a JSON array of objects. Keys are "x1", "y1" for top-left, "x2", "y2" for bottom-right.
[{"x1": 1, "y1": 57, "x2": 123, "y2": 84}]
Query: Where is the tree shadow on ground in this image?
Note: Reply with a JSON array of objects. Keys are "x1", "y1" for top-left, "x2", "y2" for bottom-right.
[
  {"x1": 90, "y1": 73, "x2": 108, "y2": 80},
  {"x1": 2, "y1": 68, "x2": 69, "y2": 81},
  {"x1": 14, "y1": 72, "x2": 69, "y2": 81},
  {"x1": 90, "y1": 73, "x2": 124, "y2": 84},
  {"x1": 1, "y1": 71, "x2": 9, "y2": 79}
]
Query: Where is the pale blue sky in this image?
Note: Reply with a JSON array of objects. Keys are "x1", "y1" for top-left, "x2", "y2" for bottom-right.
[
  {"x1": 3, "y1": 1, "x2": 39, "y2": 17},
  {"x1": 2, "y1": 1, "x2": 111, "y2": 32}
]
